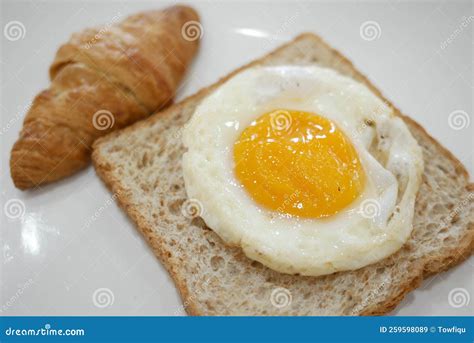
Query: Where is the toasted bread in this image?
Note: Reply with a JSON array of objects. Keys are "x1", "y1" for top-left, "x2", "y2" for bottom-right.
[{"x1": 92, "y1": 33, "x2": 473, "y2": 315}]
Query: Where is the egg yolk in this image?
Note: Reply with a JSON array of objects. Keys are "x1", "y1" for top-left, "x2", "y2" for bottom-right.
[{"x1": 233, "y1": 109, "x2": 365, "y2": 218}]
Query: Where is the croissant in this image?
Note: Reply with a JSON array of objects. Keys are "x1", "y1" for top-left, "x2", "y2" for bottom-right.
[{"x1": 10, "y1": 5, "x2": 200, "y2": 190}]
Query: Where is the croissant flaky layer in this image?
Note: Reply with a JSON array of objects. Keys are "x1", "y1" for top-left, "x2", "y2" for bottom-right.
[{"x1": 10, "y1": 5, "x2": 200, "y2": 190}]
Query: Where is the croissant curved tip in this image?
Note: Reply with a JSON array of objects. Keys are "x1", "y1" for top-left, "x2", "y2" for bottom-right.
[
  {"x1": 10, "y1": 122, "x2": 91, "y2": 190},
  {"x1": 10, "y1": 145, "x2": 90, "y2": 191},
  {"x1": 10, "y1": 150, "x2": 43, "y2": 190}
]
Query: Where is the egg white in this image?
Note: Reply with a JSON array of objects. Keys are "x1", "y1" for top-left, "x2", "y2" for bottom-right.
[{"x1": 182, "y1": 65, "x2": 423, "y2": 276}]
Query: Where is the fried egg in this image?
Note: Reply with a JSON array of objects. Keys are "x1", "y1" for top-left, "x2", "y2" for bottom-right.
[{"x1": 182, "y1": 65, "x2": 423, "y2": 276}]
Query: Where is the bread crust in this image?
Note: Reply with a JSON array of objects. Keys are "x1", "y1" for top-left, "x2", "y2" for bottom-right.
[{"x1": 92, "y1": 33, "x2": 473, "y2": 316}]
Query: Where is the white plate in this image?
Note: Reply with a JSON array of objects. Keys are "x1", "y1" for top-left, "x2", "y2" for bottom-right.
[{"x1": 1, "y1": 0, "x2": 472, "y2": 316}]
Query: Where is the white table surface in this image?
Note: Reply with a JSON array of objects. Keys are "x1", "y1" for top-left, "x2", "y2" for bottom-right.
[{"x1": 1, "y1": 0, "x2": 473, "y2": 316}]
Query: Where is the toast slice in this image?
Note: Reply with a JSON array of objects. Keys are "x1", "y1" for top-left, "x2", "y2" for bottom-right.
[{"x1": 92, "y1": 33, "x2": 473, "y2": 315}]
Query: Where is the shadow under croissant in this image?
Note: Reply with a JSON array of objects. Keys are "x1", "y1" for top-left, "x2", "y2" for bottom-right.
[{"x1": 18, "y1": 166, "x2": 93, "y2": 199}]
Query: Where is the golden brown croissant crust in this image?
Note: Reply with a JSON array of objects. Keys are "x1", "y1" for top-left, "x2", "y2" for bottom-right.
[{"x1": 10, "y1": 5, "x2": 200, "y2": 190}]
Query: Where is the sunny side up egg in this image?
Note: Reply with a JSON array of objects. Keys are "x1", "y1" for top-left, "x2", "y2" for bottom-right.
[{"x1": 182, "y1": 65, "x2": 424, "y2": 277}]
